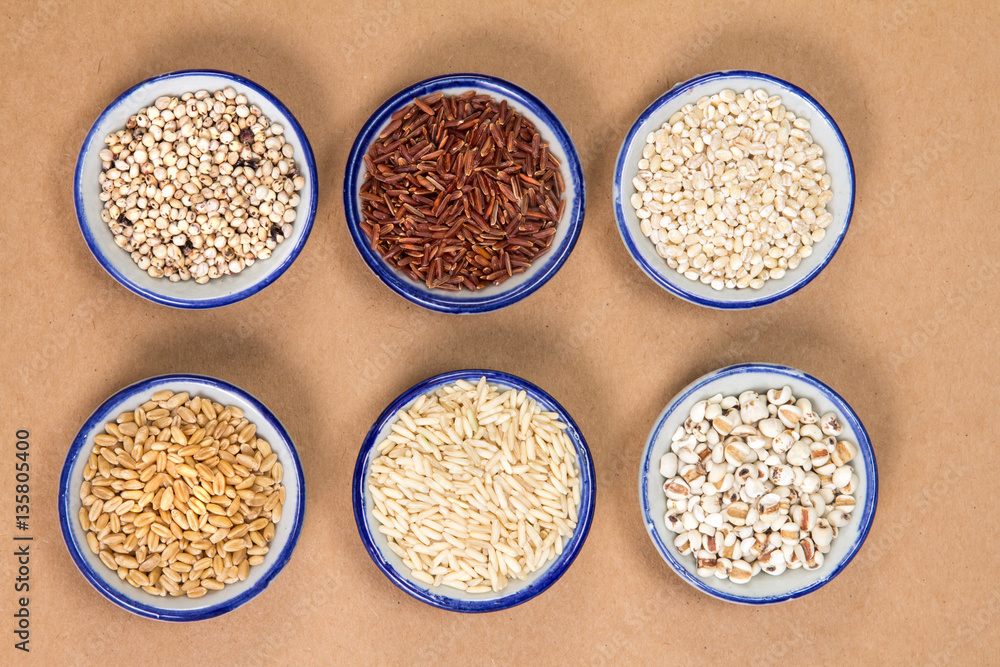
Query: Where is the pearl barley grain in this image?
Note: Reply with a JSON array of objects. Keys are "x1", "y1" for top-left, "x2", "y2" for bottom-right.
[
  {"x1": 660, "y1": 386, "x2": 857, "y2": 584},
  {"x1": 99, "y1": 88, "x2": 305, "y2": 283},
  {"x1": 632, "y1": 89, "x2": 832, "y2": 290}
]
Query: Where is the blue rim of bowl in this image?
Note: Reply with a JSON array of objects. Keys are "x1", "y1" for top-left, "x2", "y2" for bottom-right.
[
  {"x1": 74, "y1": 69, "x2": 319, "y2": 309},
  {"x1": 343, "y1": 73, "x2": 586, "y2": 314},
  {"x1": 638, "y1": 362, "x2": 878, "y2": 604},
  {"x1": 58, "y1": 373, "x2": 306, "y2": 621},
  {"x1": 613, "y1": 70, "x2": 856, "y2": 309},
  {"x1": 352, "y1": 369, "x2": 597, "y2": 611}
]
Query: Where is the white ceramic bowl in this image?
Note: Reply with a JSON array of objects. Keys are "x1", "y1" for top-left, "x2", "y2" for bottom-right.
[
  {"x1": 344, "y1": 74, "x2": 586, "y2": 314},
  {"x1": 75, "y1": 70, "x2": 318, "y2": 309},
  {"x1": 353, "y1": 370, "x2": 596, "y2": 611},
  {"x1": 639, "y1": 363, "x2": 877, "y2": 604},
  {"x1": 59, "y1": 374, "x2": 306, "y2": 621},
  {"x1": 614, "y1": 71, "x2": 855, "y2": 309}
]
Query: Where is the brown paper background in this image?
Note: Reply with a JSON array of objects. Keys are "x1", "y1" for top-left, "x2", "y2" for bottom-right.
[{"x1": 1, "y1": 0, "x2": 997, "y2": 663}]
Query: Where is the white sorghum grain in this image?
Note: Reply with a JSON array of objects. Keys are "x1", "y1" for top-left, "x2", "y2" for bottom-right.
[
  {"x1": 78, "y1": 390, "x2": 285, "y2": 598},
  {"x1": 631, "y1": 88, "x2": 833, "y2": 291},
  {"x1": 661, "y1": 387, "x2": 858, "y2": 583},
  {"x1": 368, "y1": 376, "x2": 581, "y2": 593},
  {"x1": 98, "y1": 88, "x2": 305, "y2": 283}
]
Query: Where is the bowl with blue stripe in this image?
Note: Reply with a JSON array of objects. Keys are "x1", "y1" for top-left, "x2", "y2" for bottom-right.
[
  {"x1": 353, "y1": 369, "x2": 596, "y2": 611},
  {"x1": 639, "y1": 363, "x2": 877, "y2": 604},
  {"x1": 344, "y1": 74, "x2": 586, "y2": 314},
  {"x1": 75, "y1": 70, "x2": 318, "y2": 309},
  {"x1": 613, "y1": 71, "x2": 855, "y2": 309},
  {"x1": 58, "y1": 374, "x2": 306, "y2": 621}
]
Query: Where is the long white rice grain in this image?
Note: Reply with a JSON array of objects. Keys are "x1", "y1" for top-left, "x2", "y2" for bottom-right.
[{"x1": 369, "y1": 377, "x2": 580, "y2": 593}]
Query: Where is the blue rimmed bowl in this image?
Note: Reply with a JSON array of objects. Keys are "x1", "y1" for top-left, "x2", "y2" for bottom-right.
[
  {"x1": 75, "y1": 69, "x2": 318, "y2": 309},
  {"x1": 58, "y1": 374, "x2": 306, "y2": 621},
  {"x1": 639, "y1": 363, "x2": 877, "y2": 604},
  {"x1": 344, "y1": 74, "x2": 586, "y2": 314},
  {"x1": 614, "y1": 70, "x2": 855, "y2": 309},
  {"x1": 353, "y1": 369, "x2": 596, "y2": 612}
]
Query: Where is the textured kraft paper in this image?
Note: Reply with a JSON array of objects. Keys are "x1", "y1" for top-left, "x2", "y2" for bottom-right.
[{"x1": 0, "y1": 0, "x2": 997, "y2": 664}]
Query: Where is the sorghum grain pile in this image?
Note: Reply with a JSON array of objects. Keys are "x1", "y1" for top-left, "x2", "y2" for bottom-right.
[{"x1": 99, "y1": 88, "x2": 305, "y2": 283}]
